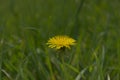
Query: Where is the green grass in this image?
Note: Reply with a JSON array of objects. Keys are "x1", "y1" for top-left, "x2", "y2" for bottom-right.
[{"x1": 0, "y1": 0, "x2": 120, "y2": 80}]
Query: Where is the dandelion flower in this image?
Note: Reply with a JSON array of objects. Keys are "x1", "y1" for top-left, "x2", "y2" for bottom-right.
[{"x1": 46, "y1": 35, "x2": 76, "y2": 50}]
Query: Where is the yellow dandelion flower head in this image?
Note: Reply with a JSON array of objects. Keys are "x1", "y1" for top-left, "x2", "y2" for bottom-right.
[{"x1": 46, "y1": 35, "x2": 76, "y2": 50}]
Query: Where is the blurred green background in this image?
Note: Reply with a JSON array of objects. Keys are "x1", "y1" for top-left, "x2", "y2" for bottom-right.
[{"x1": 0, "y1": 0, "x2": 120, "y2": 80}]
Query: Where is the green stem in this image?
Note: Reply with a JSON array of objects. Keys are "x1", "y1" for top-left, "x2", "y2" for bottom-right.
[{"x1": 59, "y1": 50, "x2": 68, "y2": 80}]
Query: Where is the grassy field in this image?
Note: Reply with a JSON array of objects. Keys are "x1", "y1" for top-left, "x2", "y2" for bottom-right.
[{"x1": 0, "y1": 0, "x2": 120, "y2": 80}]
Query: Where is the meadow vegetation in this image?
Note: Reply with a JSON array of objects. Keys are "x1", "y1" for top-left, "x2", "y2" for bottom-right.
[{"x1": 0, "y1": 0, "x2": 120, "y2": 80}]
